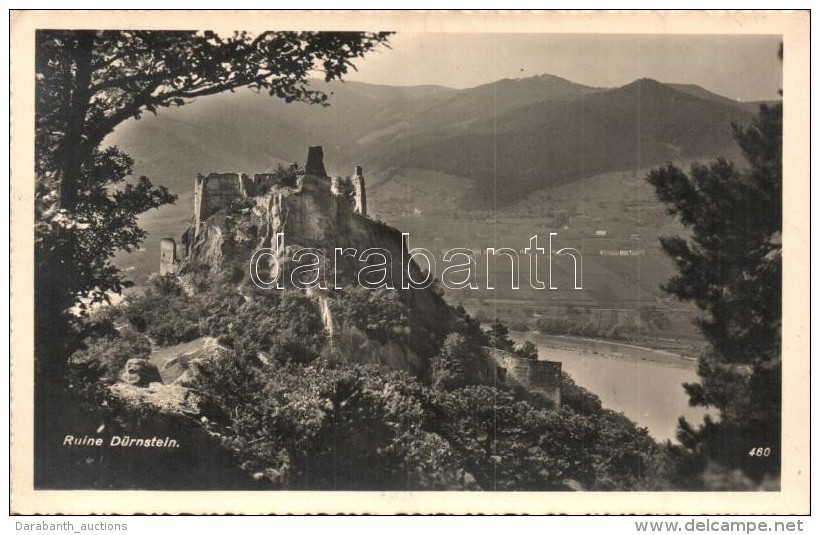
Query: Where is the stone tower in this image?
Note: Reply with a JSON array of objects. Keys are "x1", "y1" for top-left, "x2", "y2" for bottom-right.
[
  {"x1": 159, "y1": 238, "x2": 178, "y2": 275},
  {"x1": 305, "y1": 146, "x2": 327, "y2": 177},
  {"x1": 352, "y1": 165, "x2": 367, "y2": 216}
]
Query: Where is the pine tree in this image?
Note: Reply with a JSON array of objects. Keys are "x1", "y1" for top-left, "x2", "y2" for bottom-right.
[
  {"x1": 488, "y1": 319, "x2": 516, "y2": 351},
  {"x1": 647, "y1": 99, "x2": 782, "y2": 484}
]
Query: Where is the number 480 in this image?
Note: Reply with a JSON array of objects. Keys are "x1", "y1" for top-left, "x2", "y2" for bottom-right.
[{"x1": 749, "y1": 447, "x2": 771, "y2": 457}]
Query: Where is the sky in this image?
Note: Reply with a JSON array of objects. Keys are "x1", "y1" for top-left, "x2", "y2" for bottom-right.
[{"x1": 344, "y1": 33, "x2": 782, "y2": 102}]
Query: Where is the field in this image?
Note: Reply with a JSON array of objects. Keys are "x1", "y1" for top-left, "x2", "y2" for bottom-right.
[{"x1": 373, "y1": 166, "x2": 705, "y2": 345}]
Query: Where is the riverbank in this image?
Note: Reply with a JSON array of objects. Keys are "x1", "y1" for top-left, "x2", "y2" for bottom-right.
[
  {"x1": 508, "y1": 331, "x2": 708, "y2": 441},
  {"x1": 510, "y1": 331, "x2": 699, "y2": 370}
]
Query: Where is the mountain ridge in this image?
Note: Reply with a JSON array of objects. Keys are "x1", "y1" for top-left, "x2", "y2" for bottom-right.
[
  {"x1": 354, "y1": 77, "x2": 753, "y2": 206},
  {"x1": 106, "y1": 73, "x2": 760, "y2": 200}
]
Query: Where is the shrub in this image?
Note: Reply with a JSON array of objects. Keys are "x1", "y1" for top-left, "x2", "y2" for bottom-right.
[
  {"x1": 487, "y1": 319, "x2": 515, "y2": 351},
  {"x1": 431, "y1": 333, "x2": 489, "y2": 390},
  {"x1": 507, "y1": 319, "x2": 531, "y2": 332},
  {"x1": 515, "y1": 340, "x2": 539, "y2": 360},
  {"x1": 70, "y1": 327, "x2": 152, "y2": 383}
]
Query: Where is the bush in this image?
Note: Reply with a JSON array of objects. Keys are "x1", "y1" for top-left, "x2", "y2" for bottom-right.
[
  {"x1": 197, "y1": 358, "x2": 468, "y2": 489},
  {"x1": 122, "y1": 276, "x2": 203, "y2": 345},
  {"x1": 535, "y1": 317, "x2": 641, "y2": 341},
  {"x1": 70, "y1": 327, "x2": 152, "y2": 383},
  {"x1": 72, "y1": 277, "x2": 675, "y2": 490},
  {"x1": 507, "y1": 319, "x2": 531, "y2": 332},
  {"x1": 272, "y1": 162, "x2": 300, "y2": 188},
  {"x1": 431, "y1": 333, "x2": 489, "y2": 390},
  {"x1": 195, "y1": 355, "x2": 671, "y2": 491},
  {"x1": 330, "y1": 287, "x2": 410, "y2": 345},
  {"x1": 487, "y1": 319, "x2": 515, "y2": 351},
  {"x1": 515, "y1": 340, "x2": 539, "y2": 360},
  {"x1": 118, "y1": 278, "x2": 329, "y2": 362}
]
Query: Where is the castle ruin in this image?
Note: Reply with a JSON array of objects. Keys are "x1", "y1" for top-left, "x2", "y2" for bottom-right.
[
  {"x1": 160, "y1": 146, "x2": 369, "y2": 274},
  {"x1": 190, "y1": 146, "x2": 367, "y2": 237}
]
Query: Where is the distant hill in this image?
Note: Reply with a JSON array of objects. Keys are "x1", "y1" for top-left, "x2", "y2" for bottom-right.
[
  {"x1": 106, "y1": 74, "x2": 756, "y2": 209},
  {"x1": 666, "y1": 83, "x2": 778, "y2": 114},
  {"x1": 386, "y1": 74, "x2": 603, "y2": 132},
  {"x1": 362, "y1": 78, "x2": 753, "y2": 207}
]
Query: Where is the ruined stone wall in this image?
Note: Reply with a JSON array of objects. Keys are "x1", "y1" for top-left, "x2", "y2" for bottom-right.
[
  {"x1": 192, "y1": 147, "x2": 369, "y2": 238},
  {"x1": 352, "y1": 166, "x2": 367, "y2": 216},
  {"x1": 486, "y1": 348, "x2": 562, "y2": 406},
  {"x1": 255, "y1": 172, "x2": 295, "y2": 189},
  {"x1": 159, "y1": 238, "x2": 178, "y2": 275},
  {"x1": 238, "y1": 173, "x2": 257, "y2": 197},
  {"x1": 330, "y1": 176, "x2": 342, "y2": 196},
  {"x1": 194, "y1": 169, "x2": 307, "y2": 239},
  {"x1": 184, "y1": 147, "x2": 379, "y2": 280},
  {"x1": 327, "y1": 167, "x2": 367, "y2": 216},
  {"x1": 194, "y1": 173, "x2": 245, "y2": 236}
]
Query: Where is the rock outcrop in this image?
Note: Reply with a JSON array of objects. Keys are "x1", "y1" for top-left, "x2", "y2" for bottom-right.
[
  {"x1": 146, "y1": 336, "x2": 229, "y2": 386},
  {"x1": 109, "y1": 382, "x2": 228, "y2": 425},
  {"x1": 119, "y1": 358, "x2": 164, "y2": 387}
]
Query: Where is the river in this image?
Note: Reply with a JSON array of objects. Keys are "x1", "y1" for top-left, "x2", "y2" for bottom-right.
[{"x1": 510, "y1": 332, "x2": 711, "y2": 442}]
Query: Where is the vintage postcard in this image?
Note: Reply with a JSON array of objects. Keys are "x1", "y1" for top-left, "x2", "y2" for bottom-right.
[{"x1": 9, "y1": 10, "x2": 810, "y2": 514}]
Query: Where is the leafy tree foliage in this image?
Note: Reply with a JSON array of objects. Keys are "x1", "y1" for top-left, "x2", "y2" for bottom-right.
[
  {"x1": 35, "y1": 30, "x2": 391, "y2": 379},
  {"x1": 118, "y1": 275, "x2": 329, "y2": 365},
  {"x1": 330, "y1": 287, "x2": 412, "y2": 346},
  {"x1": 515, "y1": 340, "x2": 539, "y2": 360},
  {"x1": 72, "y1": 277, "x2": 673, "y2": 490},
  {"x1": 638, "y1": 305, "x2": 671, "y2": 331},
  {"x1": 428, "y1": 382, "x2": 671, "y2": 491},
  {"x1": 487, "y1": 318, "x2": 515, "y2": 351},
  {"x1": 195, "y1": 355, "x2": 670, "y2": 490},
  {"x1": 123, "y1": 280, "x2": 203, "y2": 346},
  {"x1": 270, "y1": 162, "x2": 302, "y2": 189},
  {"x1": 647, "y1": 101, "x2": 782, "y2": 483},
  {"x1": 69, "y1": 326, "x2": 152, "y2": 384},
  {"x1": 535, "y1": 316, "x2": 646, "y2": 342},
  {"x1": 431, "y1": 333, "x2": 489, "y2": 390},
  {"x1": 198, "y1": 361, "x2": 469, "y2": 490}
]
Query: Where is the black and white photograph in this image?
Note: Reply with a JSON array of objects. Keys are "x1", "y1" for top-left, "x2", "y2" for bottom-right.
[{"x1": 9, "y1": 9, "x2": 810, "y2": 515}]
